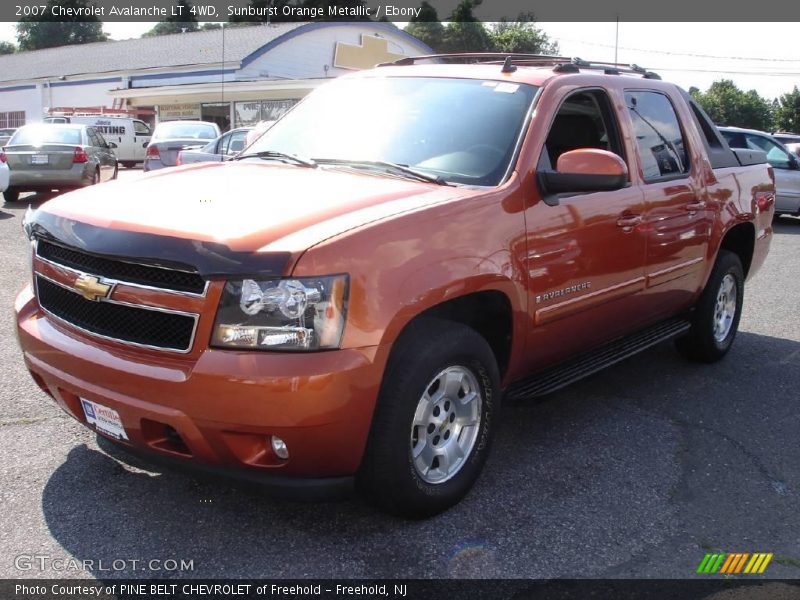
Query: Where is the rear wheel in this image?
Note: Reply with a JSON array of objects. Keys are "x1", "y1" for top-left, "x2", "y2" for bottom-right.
[
  {"x1": 121, "y1": 161, "x2": 136, "y2": 169},
  {"x1": 357, "y1": 318, "x2": 500, "y2": 518},
  {"x1": 3, "y1": 188, "x2": 19, "y2": 202},
  {"x1": 112, "y1": 163, "x2": 119, "y2": 180},
  {"x1": 91, "y1": 168, "x2": 99, "y2": 185},
  {"x1": 676, "y1": 250, "x2": 744, "y2": 363}
]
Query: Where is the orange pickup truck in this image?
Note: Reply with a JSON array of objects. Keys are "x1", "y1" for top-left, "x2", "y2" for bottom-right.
[{"x1": 15, "y1": 55, "x2": 775, "y2": 517}]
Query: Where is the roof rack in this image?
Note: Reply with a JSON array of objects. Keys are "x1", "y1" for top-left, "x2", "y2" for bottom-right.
[{"x1": 378, "y1": 53, "x2": 661, "y2": 80}]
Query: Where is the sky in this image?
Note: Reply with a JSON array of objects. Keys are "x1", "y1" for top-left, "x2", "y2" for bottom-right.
[{"x1": 0, "y1": 21, "x2": 798, "y2": 100}]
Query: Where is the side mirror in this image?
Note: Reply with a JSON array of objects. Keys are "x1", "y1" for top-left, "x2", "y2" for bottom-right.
[
  {"x1": 789, "y1": 155, "x2": 800, "y2": 170},
  {"x1": 539, "y1": 149, "x2": 629, "y2": 199},
  {"x1": 107, "y1": 142, "x2": 118, "y2": 149}
]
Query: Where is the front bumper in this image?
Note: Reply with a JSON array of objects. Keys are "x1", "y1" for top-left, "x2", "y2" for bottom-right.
[{"x1": 15, "y1": 284, "x2": 385, "y2": 482}]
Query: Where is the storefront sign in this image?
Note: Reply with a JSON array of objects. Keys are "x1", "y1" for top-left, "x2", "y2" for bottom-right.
[{"x1": 159, "y1": 103, "x2": 201, "y2": 121}]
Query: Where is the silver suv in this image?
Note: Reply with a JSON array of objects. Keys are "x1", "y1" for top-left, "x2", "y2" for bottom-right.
[{"x1": 720, "y1": 126, "x2": 800, "y2": 216}]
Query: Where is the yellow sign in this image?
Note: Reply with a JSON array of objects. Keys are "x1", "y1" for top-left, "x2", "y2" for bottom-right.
[
  {"x1": 333, "y1": 35, "x2": 406, "y2": 71},
  {"x1": 73, "y1": 275, "x2": 113, "y2": 302}
]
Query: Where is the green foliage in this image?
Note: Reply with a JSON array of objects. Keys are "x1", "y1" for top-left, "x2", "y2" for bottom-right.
[
  {"x1": 490, "y1": 16, "x2": 558, "y2": 55},
  {"x1": 691, "y1": 79, "x2": 774, "y2": 131},
  {"x1": 142, "y1": 0, "x2": 199, "y2": 37},
  {"x1": 775, "y1": 86, "x2": 800, "y2": 133},
  {"x1": 16, "y1": 0, "x2": 107, "y2": 51},
  {"x1": 405, "y1": 1, "x2": 556, "y2": 55},
  {"x1": 404, "y1": 2, "x2": 444, "y2": 52},
  {"x1": 0, "y1": 41, "x2": 15, "y2": 55}
]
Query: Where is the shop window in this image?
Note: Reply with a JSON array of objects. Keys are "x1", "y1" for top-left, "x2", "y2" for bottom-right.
[{"x1": 0, "y1": 111, "x2": 25, "y2": 129}]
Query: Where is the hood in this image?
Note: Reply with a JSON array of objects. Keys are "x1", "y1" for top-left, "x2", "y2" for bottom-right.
[{"x1": 33, "y1": 161, "x2": 474, "y2": 277}]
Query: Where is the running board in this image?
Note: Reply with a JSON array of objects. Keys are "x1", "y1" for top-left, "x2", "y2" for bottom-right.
[{"x1": 505, "y1": 317, "x2": 691, "y2": 401}]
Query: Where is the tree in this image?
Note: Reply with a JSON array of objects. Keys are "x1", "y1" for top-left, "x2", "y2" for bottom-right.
[
  {"x1": 692, "y1": 80, "x2": 773, "y2": 131},
  {"x1": 16, "y1": 0, "x2": 107, "y2": 51},
  {"x1": 490, "y1": 14, "x2": 558, "y2": 55},
  {"x1": 775, "y1": 86, "x2": 800, "y2": 133},
  {"x1": 0, "y1": 41, "x2": 15, "y2": 55},
  {"x1": 440, "y1": 0, "x2": 493, "y2": 53},
  {"x1": 142, "y1": 0, "x2": 199, "y2": 37},
  {"x1": 404, "y1": 2, "x2": 445, "y2": 52}
]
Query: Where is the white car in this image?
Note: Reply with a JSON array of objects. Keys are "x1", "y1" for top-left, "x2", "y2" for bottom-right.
[{"x1": 0, "y1": 154, "x2": 9, "y2": 195}]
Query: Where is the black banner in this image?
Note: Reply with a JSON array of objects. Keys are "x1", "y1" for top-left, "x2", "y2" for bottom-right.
[
  {"x1": 4, "y1": 0, "x2": 800, "y2": 22},
  {"x1": 3, "y1": 580, "x2": 800, "y2": 600}
]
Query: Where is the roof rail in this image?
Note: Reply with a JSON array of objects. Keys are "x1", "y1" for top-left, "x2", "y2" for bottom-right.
[{"x1": 378, "y1": 53, "x2": 661, "y2": 80}]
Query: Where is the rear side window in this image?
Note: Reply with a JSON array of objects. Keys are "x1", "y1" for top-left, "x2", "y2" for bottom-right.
[{"x1": 625, "y1": 91, "x2": 689, "y2": 181}]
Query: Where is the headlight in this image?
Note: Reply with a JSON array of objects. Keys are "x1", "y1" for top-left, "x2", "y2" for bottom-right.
[{"x1": 211, "y1": 275, "x2": 348, "y2": 351}]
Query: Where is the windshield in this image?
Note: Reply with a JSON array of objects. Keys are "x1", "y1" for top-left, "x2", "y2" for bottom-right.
[
  {"x1": 245, "y1": 76, "x2": 537, "y2": 186},
  {"x1": 9, "y1": 126, "x2": 82, "y2": 146},
  {"x1": 153, "y1": 122, "x2": 217, "y2": 141}
]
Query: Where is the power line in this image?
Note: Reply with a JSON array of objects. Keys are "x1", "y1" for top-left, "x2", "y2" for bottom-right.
[{"x1": 553, "y1": 37, "x2": 800, "y2": 63}]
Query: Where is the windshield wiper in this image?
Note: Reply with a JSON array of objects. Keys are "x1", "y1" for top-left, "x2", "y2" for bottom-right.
[
  {"x1": 313, "y1": 158, "x2": 451, "y2": 186},
  {"x1": 232, "y1": 150, "x2": 317, "y2": 168}
]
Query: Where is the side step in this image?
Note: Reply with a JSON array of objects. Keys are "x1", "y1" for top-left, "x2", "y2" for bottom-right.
[{"x1": 505, "y1": 317, "x2": 691, "y2": 401}]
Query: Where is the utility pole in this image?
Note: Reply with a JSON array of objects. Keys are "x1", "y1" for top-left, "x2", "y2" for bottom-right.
[{"x1": 614, "y1": 16, "x2": 619, "y2": 64}]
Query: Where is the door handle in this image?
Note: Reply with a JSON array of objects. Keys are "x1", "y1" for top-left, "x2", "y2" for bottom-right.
[
  {"x1": 685, "y1": 200, "x2": 706, "y2": 212},
  {"x1": 616, "y1": 214, "x2": 642, "y2": 228}
]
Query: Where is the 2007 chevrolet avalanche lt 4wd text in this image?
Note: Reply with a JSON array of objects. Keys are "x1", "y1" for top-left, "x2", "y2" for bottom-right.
[{"x1": 15, "y1": 55, "x2": 774, "y2": 517}]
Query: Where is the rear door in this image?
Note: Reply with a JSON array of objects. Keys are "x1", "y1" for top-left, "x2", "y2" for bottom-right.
[
  {"x1": 133, "y1": 120, "x2": 151, "y2": 162},
  {"x1": 626, "y1": 89, "x2": 711, "y2": 315}
]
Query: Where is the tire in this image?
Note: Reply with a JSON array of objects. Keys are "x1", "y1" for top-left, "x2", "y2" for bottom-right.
[
  {"x1": 676, "y1": 250, "x2": 744, "y2": 363},
  {"x1": 112, "y1": 163, "x2": 119, "y2": 180},
  {"x1": 3, "y1": 188, "x2": 19, "y2": 202},
  {"x1": 121, "y1": 162, "x2": 136, "y2": 169},
  {"x1": 91, "y1": 168, "x2": 99, "y2": 185},
  {"x1": 357, "y1": 318, "x2": 501, "y2": 518}
]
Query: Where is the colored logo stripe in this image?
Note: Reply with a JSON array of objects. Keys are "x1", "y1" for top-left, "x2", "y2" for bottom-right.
[{"x1": 698, "y1": 553, "x2": 773, "y2": 574}]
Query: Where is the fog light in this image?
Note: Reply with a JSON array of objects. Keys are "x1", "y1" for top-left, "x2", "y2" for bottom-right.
[{"x1": 271, "y1": 435, "x2": 289, "y2": 460}]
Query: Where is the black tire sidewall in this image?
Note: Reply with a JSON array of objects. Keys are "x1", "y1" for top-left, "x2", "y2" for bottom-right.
[
  {"x1": 358, "y1": 319, "x2": 500, "y2": 517},
  {"x1": 3, "y1": 188, "x2": 19, "y2": 202},
  {"x1": 681, "y1": 250, "x2": 744, "y2": 361}
]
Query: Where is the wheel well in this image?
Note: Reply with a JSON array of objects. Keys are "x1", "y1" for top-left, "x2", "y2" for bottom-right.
[
  {"x1": 412, "y1": 291, "x2": 513, "y2": 377},
  {"x1": 719, "y1": 222, "x2": 755, "y2": 277}
]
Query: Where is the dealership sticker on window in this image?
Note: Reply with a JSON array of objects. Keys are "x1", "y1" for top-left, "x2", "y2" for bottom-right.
[
  {"x1": 494, "y1": 83, "x2": 520, "y2": 94},
  {"x1": 81, "y1": 398, "x2": 128, "y2": 440}
]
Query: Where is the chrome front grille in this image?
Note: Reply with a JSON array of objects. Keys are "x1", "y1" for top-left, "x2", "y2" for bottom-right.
[{"x1": 34, "y1": 240, "x2": 204, "y2": 353}]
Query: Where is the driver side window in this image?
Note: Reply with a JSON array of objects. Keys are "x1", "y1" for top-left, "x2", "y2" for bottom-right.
[{"x1": 539, "y1": 90, "x2": 624, "y2": 171}]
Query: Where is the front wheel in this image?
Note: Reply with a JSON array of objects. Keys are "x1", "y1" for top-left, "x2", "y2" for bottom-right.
[
  {"x1": 3, "y1": 188, "x2": 20, "y2": 202},
  {"x1": 676, "y1": 250, "x2": 744, "y2": 363},
  {"x1": 357, "y1": 318, "x2": 500, "y2": 518}
]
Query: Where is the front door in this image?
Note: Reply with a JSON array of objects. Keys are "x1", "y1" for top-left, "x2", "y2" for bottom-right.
[{"x1": 524, "y1": 88, "x2": 648, "y2": 371}]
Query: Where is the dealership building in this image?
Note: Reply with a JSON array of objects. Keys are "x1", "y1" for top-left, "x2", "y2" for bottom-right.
[{"x1": 0, "y1": 22, "x2": 431, "y2": 131}]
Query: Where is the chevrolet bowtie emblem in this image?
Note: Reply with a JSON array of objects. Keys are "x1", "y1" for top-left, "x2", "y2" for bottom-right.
[{"x1": 73, "y1": 275, "x2": 113, "y2": 301}]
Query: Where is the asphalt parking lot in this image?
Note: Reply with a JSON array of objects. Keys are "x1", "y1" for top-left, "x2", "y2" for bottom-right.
[{"x1": 0, "y1": 169, "x2": 798, "y2": 580}]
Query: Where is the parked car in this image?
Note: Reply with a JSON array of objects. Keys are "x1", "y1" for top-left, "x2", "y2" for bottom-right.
[
  {"x1": 0, "y1": 127, "x2": 16, "y2": 147},
  {"x1": 2, "y1": 124, "x2": 118, "y2": 202},
  {"x1": 143, "y1": 120, "x2": 220, "y2": 172},
  {"x1": 720, "y1": 126, "x2": 800, "y2": 216},
  {"x1": 16, "y1": 56, "x2": 774, "y2": 517},
  {"x1": 772, "y1": 131, "x2": 800, "y2": 146},
  {"x1": 177, "y1": 127, "x2": 252, "y2": 166},
  {"x1": 0, "y1": 153, "x2": 9, "y2": 195},
  {"x1": 44, "y1": 116, "x2": 152, "y2": 168}
]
